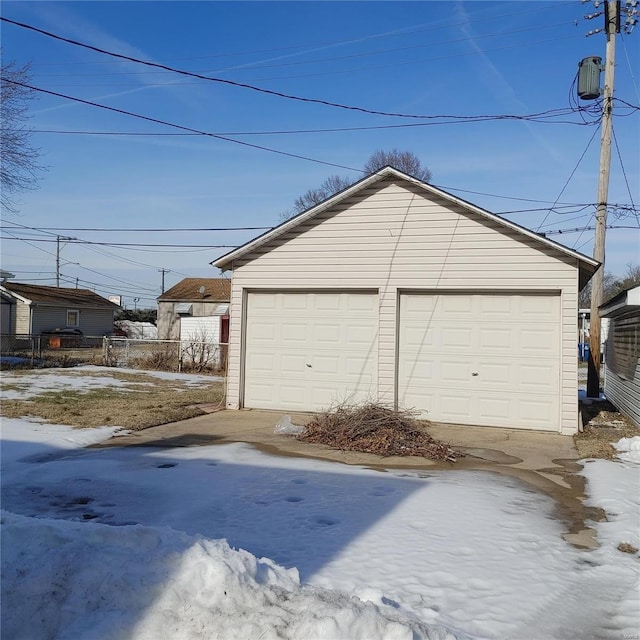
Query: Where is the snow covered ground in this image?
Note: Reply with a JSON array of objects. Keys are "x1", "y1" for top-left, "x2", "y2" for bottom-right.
[{"x1": 1, "y1": 370, "x2": 639, "y2": 639}]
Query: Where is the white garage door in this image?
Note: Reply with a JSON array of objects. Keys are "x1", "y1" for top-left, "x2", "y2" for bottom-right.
[
  {"x1": 244, "y1": 291, "x2": 378, "y2": 411},
  {"x1": 398, "y1": 292, "x2": 560, "y2": 430}
]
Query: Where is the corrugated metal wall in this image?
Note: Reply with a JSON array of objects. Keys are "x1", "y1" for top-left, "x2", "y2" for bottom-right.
[{"x1": 604, "y1": 308, "x2": 640, "y2": 428}]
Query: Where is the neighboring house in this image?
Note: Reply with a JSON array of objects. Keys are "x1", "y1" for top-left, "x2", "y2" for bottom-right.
[
  {"x1": 213, "y1": 167, "x2": 599, "y2": 435},
  {"x1": 157, "y1": 278, "x2": 230, "y2": 343},
  {"x1": 0, "y1": 282, "x2": 120, "y2": 336},
  {"x1": 601, "y1": 286, "x2": 640, "y2": 428}
]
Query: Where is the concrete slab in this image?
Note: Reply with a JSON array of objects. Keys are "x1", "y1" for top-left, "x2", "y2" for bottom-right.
[{"x1": 94, "y1": 409, "x2": 603, "y2": 548}]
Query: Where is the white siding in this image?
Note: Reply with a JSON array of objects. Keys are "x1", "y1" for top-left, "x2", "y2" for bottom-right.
[
  {"x1": 180, "y1": 316, "x2": 221, "y2": 343},
  {"x1": 15, "y1": 301, "x2": 30, "y2": 334},
  {"x1": 158, "y1": 301, "x2": 227, "y2": 340},
  {"x1": 226, "y1": 178, "x2": 581, "y2": 433}
]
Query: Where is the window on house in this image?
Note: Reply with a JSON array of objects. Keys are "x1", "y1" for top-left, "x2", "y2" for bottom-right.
[{"x1": 66, "y1": 310, "x2": 79, "y2": 327}]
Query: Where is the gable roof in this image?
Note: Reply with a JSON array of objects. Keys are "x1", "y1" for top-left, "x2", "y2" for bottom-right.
[
  {"x1": 158, "y1": 278, "x2": 231, "y2": 302},
  {"x1": 0, "y1": 282, "x2": 120, "y2": 308},
  {"x1": 212, "y1": 167, "x2": 599, "y2": 287}
]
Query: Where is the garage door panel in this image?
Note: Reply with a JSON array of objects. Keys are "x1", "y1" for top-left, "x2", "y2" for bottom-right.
[
  {"x1": 282, "y1": 295, "x2": 308, "y2": 311},
  {"x1": 244, "y1": 292, "x2": 378, "y2": 411},
  {"x1": 479, "y1": 328, "x2": 510, "y2": 349},
  {"x1": 403, "y1": 327, "x2": 435, "y2": 348},
  {"x1": 280, "y1": 354, "x2": 306, "y2": 375},
  {"x1": 247, "y1": 322, "x2": 276, "y2": 341},
  {"x1": 248, "y1": 353, "x2": 275, "y2": 372},
  {"x1": 399, "y1": 292, "x2": 560, "y2": 430},
  {"x1": 519, "y1": 363, "x2": 557, "y2": 388},
  {"x1": 347, "y1": 324, "x2": 378, "y2": 343},
  {"x1": 441, "y1": 361, "x2": 471, "y2": 383},
  {"x1": 480, "y1": 362, "x2": 511, "y2": 385},
  {"x1": 440, "y1": 395, "x2": 471, "y2": 419},
  {"x1": 521, "y1": 295, "x2": 558, "y2": 315},
  {"x1": 314, "y1": 323, "x2": 341, "y2": 344},
  {"x1": 477, "y1": 397, "x2": 511, "y2": 421},
  {"x1": 313, "y1": 355, "x2": 340, "y2": 375},
  {"x1": 442, "y1": 327, "x2": 473, "y2": 349}
]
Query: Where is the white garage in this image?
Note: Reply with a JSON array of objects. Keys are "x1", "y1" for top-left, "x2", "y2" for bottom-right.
[
  {"x1": 213, "y1": 168, "x2": 598, "y2": 434},
  {"x1": 398, "y1": 292, "x2": 560, "y2": 429},
  {"x1": 244, "y1": 291, "x2": 378, "y2": 411}
]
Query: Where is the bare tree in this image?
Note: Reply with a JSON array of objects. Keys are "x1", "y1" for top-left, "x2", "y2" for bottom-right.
[
  {"x1": 290, "y1": 174, "x2": 355, "y2": 216},
  {"x1": 363, "y1": 148, "x2": 432, "y2": 182},
  {"x1": 579, "y1": 264, "x2": 640, "y2": 307},
  {"x1": 180, "y1": 327, "x2": 222, "y2": 372},
  {"x1": 1, "y1": 60, "x2": 43, "y2": 213},
  {"x1": 282, "y1": 149, "x2": 432, "y2": 219}
]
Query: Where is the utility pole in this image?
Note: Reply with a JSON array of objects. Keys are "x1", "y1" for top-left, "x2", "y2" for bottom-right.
[
  {"x1": 55, "y1": 235, "x2": 76, "y2": 289},
  {"x1": 158, "y1": 268, "x2": 170, "y2": 294},
  {"x1": 586, "y1": 0, "x2": 626, "y2": 398},
  {"x1": 56, "y1": 236, "x2": 60, "y2": 287}
]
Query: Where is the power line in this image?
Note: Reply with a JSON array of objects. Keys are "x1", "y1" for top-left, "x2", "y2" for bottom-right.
[
  {"x1": 2, "y1": 78, "x2": 365, "y2": 174},
  {"x1": 2, "y1": 230, "x2": 163, "y2": 294},
  {"x1": 0, "y1": 221, "x2": 272, "y2": 232},
  {"x1": 535, "y1": 126, "x2": 600, "y2": 231},
  {"x1": 541, "y1": 224, "x2": 635, "y2": 235},
  {"x1": 0, "y1": 17, "x2": 604, "y2": 123},
  {"x1": 2, "y1": 237, "x2": 236, "y2": 248},
  {"x1": 611, "y1": 124, "x2": 638, "y2": 227}
]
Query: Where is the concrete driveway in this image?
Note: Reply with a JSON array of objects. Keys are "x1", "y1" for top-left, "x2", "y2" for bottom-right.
[{"x1": 96, "y1": 408, "x2": 601, "y2": 548}]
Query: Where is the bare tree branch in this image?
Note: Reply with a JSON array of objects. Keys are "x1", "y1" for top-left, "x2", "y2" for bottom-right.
[
  {"x1": 1, "y1": 59, "x2": 44, "y2": 213},
  {"x1": 281, "y1": 150, "x2": 432, "y2": 220}
]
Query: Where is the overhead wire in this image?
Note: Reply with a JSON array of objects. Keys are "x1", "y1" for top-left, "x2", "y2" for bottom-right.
[
  {"x1": 611, "y1": 124, "x2": 639, "y2": 227},
  {"x1": 0, "y1": 17, "x2": 603, "y2": 123},
  {"x1": 1, "y1": 228, "x2": 163, "y2": 295},
  {"x1": 1, "y1": 78, "x2": 365, "y2": 174},
  {"x1": 620, "y1": 33, "x2": 640, "y2": 103},
  {"x1": 535, "y1": 126, "x2": 600, "y2": 231}
]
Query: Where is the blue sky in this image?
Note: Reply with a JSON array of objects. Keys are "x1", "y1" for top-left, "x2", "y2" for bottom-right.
[{"x1": 1, "y1": 0, "x2": 638, "y2": 308}]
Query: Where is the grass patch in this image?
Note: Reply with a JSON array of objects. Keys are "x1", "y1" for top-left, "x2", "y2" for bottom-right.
[
  {"x1": 0, "y1": 372, "x2": 224, "y2": 431},
  {"x1": 574, "y1": 400, "x2": 639, "y2": 459}
]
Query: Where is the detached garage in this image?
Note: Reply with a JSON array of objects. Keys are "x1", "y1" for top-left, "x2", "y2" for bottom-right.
[{"x1": 213, "y1": 168, "x2": 598, "y2": 434}]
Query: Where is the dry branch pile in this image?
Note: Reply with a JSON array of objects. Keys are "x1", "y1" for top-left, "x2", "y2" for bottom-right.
[{"x1": 298, "y1": 404, "x2": 462, "y2": 462}]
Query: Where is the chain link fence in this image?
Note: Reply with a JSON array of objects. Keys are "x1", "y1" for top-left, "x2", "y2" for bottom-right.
[
  {"x1": 1, "y1": 334, "x2": 105, "y2": 366},
  {"x1": 1, "y1": 334, "x2": 228, "y2": 373},
  {"x1": 102, "y1": 337, "x2": 227, "y2": 373}
]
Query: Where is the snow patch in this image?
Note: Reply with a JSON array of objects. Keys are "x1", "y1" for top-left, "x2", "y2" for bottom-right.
[{"x1": 0, "y1": 512, "x2": 457, "y2": 640}]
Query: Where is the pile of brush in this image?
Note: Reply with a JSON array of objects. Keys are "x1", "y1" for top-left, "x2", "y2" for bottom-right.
[{"x1": 298, "y1": 403, "x2": 462, "y2": 462}]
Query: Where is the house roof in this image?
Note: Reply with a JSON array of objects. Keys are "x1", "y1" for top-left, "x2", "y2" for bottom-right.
[
  {"x1": 600, "y1": 285, "x2": 640, "y2": 317},
  {"x1": 212, "y1": 167, "x2": 600, "y2": 287},
  {"x1": 0, "y1": 282, "x2": 120, "y2": 308},
  {"x1": 158, "y1": 278, "x2": 231, "y2": 302}
]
